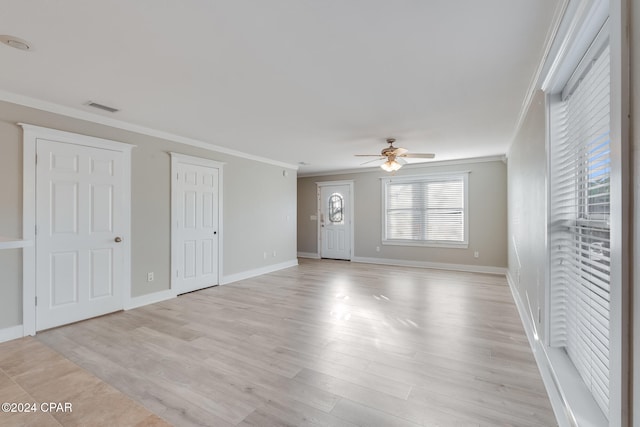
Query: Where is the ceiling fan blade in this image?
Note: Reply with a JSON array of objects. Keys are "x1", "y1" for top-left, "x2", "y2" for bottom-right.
[
  {"x1": 355, "y1": 154, "x2": 384, "y2": 157},
  {"x1": 390, "y1": 147, "x2": 408, "y2": 156},
  {"x1": 399, "y1": 153, "x2": 436, "y2": 159},
  {"x1": 360, "y1": 157, "x2": 385, "y2": 165}
]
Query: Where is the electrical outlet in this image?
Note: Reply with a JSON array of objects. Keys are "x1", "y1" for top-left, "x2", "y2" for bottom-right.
[
  {"x1": 272, "y1": 251, "x2": 277, "y2": 257},
  {"x1": 263, "y1": 252, "x2": 268, "y2": 260},
  {"x1": 474, "y1": 251, "x2": 479, "y2": 258},
  {"x1": 147, "y1": 272, "x2": 154, "y2": 282},
  {"x1": 376, "y1": 246, "x2": 380, "y2": 252}
]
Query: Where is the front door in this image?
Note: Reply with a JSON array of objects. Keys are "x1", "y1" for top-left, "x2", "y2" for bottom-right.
[
  {"x1": 173, "y1": 160, "x2": 220, "y2": 294},
  {"x1": 36, "y1": 139, "x2": 126, "y2": 331},
  {"x1": 320, "y1": 184, "x2": 351, "y2": 260}
]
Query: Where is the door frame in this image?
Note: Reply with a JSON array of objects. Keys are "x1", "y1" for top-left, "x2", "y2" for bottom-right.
[
  {"x1": 21, "y1": 123, "x2": 134, "y2": 336},
  {"x1": 316, "y1": 180, "x2": 354, "y2": 260},
  {"x1": 170, "y1": 153, "x2": 224, "y2": 295}
]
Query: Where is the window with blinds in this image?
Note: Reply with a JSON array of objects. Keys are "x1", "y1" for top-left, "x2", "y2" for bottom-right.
[
  {"x1": 382, "y1": 174, "x2": 468, "y2": 246},
  {"x1": 549, "y1": 42, "x2": 610, "y2": 416}
]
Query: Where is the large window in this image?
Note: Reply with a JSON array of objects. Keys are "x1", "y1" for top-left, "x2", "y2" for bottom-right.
[
  {"x1": 549, "y1": 35, "x2": 611, "y2": 417},
  {"x1": 382, "y1": 173, "x2": 468, "y2": 247}
]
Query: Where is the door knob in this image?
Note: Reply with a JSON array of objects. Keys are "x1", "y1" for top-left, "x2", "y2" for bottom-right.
[
  {"x1": 213, "y1": 231, "x2": 217, "y2": 235},
  {"x1": 114, "y1": 236, "x2": 122, "y2": 243}
]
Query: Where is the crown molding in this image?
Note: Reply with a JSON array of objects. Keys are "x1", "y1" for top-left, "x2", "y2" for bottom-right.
[
  {"x1": 510, "y1": 0, "x2": 570, "y2": 147},
  {"x1": 0, "y1": 90, "x2": 298, "y2": 171}
]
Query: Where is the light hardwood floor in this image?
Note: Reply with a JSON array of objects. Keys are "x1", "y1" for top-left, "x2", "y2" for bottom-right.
[
  {"x1": 0, "y1": 337, "x2": 169, "y2": 426},
  {"x1": 19, "y1": 259, "x2": 556, "y2": 426}
]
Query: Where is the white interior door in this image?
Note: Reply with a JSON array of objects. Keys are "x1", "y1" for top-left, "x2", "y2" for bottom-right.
[
  {"x1": 36, "y1": 139, "x2": 125, "y2": 331},
  {"x1": 320, "y1": 184, "x2": 351, "y2": 260},
  {"x1": 173, "y1": 159, "x2": 220, "y2": 294}
]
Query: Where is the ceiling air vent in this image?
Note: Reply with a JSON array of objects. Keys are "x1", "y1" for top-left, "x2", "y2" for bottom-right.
[{"x1": 85, "y1": 101, "x2": 119, "y2": 113}]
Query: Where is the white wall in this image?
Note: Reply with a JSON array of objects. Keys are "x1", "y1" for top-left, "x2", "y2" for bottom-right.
[
  {"x1": 506, "y1": 90, "x2": 547, "y2": 340},
  {"x1": 0, "y1": 100, "x2": 297, "y2": 329}
]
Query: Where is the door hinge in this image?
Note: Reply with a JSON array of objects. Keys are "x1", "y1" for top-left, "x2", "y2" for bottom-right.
[
  {"x1": 35, "y1": 296, "x2": 37, "y2": 306},
  {"x1": 176, "y1": 270, "x2": 179, "y2": 278},
  {"x1": 538, "y1": 307, "x2": 541, "y2": 323},
  {"x1": 35, "y1": 154, "x2": 38, "y2": 165},
  {"x1": 35, "y1": 225, "x2": 38, "y2": 236}
]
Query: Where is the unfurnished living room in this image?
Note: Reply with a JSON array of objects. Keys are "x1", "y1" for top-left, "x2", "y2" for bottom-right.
[{"x1": 0, "y1": 1, "x2": 638, "y2": 426}]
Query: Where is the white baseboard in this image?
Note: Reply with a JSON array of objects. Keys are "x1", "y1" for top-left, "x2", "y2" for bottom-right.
[
  {"x1": 351, "y1": 256, "x2": 507, "y2": 275},
  {"x1": 297, "y1": 252, "x2": 320, "y2": 259},
  {"x1": 0, "y1": 324, "x2": 24, "y2": 343},
  {"x1": 124, "y1": 259, "x2": 299, "y2": 308},
  {"x1": 223, "y1": 259, "x2": 298, "y2": 285},
  {"x1": 125, "y1": 289, "x2": 176, "y2": 310}
]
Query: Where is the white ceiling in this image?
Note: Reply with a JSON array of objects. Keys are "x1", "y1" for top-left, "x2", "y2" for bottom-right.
[{"x1": 0, "y1": 1, "x2": 560, "y2": 175}]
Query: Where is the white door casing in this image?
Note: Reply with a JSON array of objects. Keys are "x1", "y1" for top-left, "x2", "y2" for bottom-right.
[
  {"x1": 171, "y1": 153, "x2": 224, "y2": 295},
  {"x1": 318, "y1": 181, "x2": 353, "y2": 260},
  {"x1": 22, "y1": 124, "x2": 133, "y2": 335}
]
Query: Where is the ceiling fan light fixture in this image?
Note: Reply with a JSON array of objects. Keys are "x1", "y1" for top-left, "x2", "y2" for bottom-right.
[
  {"x1": 380, "y1": 159, "x2": 402, "y2": 172},
  {"x1": 357, "y1": 137, "x2": 434, "y2": 171}
]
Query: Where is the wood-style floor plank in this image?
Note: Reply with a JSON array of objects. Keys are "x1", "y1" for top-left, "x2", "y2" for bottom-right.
[
  {"x1": 30, "y1": 259, "x2": 556, "y2": 426},
  {"x1": 0, "y1": 337, "x2": 169, "y2": 427}
]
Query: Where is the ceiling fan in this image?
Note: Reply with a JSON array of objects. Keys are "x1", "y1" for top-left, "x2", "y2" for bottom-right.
[{"x1": 355, "y1": 138, "x2": 435, "y2": 172}]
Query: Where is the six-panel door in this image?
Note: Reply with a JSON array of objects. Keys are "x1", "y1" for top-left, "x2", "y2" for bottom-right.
[
  {"x1": 36, "y1": 139, "x2": 125, "y2": 330},
  {"x1": 175, "y1": 162, "x2": 219, "y2": 294}
]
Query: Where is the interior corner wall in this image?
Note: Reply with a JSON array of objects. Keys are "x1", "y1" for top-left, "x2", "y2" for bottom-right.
[
  {"x1": 0, "y1": 100, "x2": 297, "y2": 329},
  {"x1": 297, "y1": 159, "x2": 508, "y2": 268},
  {"x1": 630, "y1": 0, "x2": 639, "y2": 424},
  {"x1": 506, "y1": 90, "x2": 547, "y2": 342}
]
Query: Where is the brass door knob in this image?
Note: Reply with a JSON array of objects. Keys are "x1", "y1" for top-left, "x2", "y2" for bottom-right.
[{"x1": 114, "y1": 237, "x2": 122, "y2": 243}]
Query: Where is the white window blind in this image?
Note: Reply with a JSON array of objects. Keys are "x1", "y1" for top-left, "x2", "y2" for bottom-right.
[
  {"x1": 549, "y1": 43, "x2": 610, "y2": 416},
  {"x1": 383, "y1": 174, "x2": 467, "y2": 246}
]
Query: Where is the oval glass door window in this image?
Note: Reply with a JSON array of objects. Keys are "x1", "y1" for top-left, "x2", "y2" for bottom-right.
[{"x1": 329, "y1": 193, "x2": 344, "y2": 223}]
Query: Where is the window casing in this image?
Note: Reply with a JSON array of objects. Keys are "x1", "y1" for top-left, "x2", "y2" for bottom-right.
[
  {"x1": 382, "y1": 173, "x2": 468, "y2": 248},
  {"x1": 548, "y1": 36, "x2": 611, "y2": 417}
]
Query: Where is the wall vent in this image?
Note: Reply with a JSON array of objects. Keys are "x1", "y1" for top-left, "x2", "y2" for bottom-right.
[{"x1": 85, "y1": 101, "x2": 119, "y2": 113}]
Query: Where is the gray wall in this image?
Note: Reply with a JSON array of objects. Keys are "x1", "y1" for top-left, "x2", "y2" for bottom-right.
[
  {"x1": 298, "y1": 159, "x2": 508, "y2": 268},
  {"x1": 631, "y1": 1, "x2": 639, "y2": 423},
  {"x1": 506, "y1": 90, "x2": 547, "y2": 339},
  {"x1": 0, "y1": 118, "x2": 24, "y2": 329},
  {"x1": 0, "y1": 100, "x2": 297, "y2": 328}
]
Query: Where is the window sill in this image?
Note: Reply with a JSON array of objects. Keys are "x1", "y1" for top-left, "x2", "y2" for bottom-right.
[
  {"x1": 543, "y1": 346, "x2": 608, "y2": 426},
  {"x1": 382, "y1": 240, "x2": 469, "y2": 249}
]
